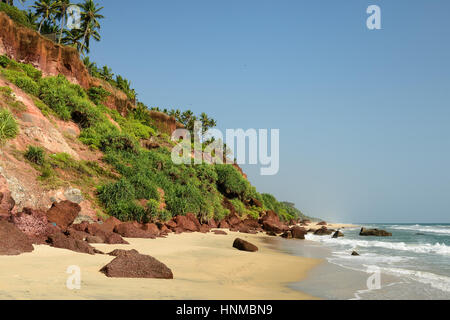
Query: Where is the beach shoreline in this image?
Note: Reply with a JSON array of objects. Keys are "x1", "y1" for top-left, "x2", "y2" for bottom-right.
[{"x1": 0, "y1": 227, "x2": 335, "y2": 300}]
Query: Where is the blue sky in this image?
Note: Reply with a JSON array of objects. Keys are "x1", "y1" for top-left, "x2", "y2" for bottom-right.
[{"x1": 20, "y1": 0, "x2": 450, "y2": 222}]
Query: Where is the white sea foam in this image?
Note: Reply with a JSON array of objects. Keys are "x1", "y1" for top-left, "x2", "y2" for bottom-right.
[
  {"x1": 389, "y1": 225, "x2": 450, "y2": 235},
  {"x1": 305, "y1": 234, "x2": 450, "y2": 256},
  {"x1": 380, "y1": 267, "x2": 450, "y2": 293}
]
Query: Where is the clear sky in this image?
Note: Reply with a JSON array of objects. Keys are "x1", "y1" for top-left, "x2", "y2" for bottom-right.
[{"x1": 20, "y1": 0, "x2": 450, "y2": 223}]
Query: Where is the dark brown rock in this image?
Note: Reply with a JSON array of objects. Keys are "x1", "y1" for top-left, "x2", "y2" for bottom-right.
[
  {"x1": 0, "y1": 220, "x2": 34, "y2": 255},
  {"x1": 227, "y1": 212, "x2": 241, "y2": 226},
  {"x1": 142, "y1": 223, "x2": 160, "y2": 237},
  {"x1": 108, "y1": 249, "x2": 140, "y2": 257},
  {"x1": 314, "y1": 227, "x2": 333, "y2": 236},
  {"x1": 207, "y1": 219, "x2": 218, "y2": 229},
  {"x1": 46, "y1": 201, "x2": 81, "y2": 229},
  {"x1": 317, "y1": 221, "x2": 327, "y2": 226},
  {"x1": 266, "y1": 231, "x2": 277, "y2": 237},
  {"x1": 86, "y1": 235, "x2": 104, "y2": 244},
  {"x1": 102, "y1": 217, "x2": 122, "y2": 233},
  {"x1": 233, "y1": 238, "x2": 258, "y2": 252},
  {"x1": 12, "y1": 208, "x2": 58, "y2": 244},
  {"x1": 165, "y1": 220, "x2": 177, "y2": 230},
  {"x1": 199, "y1": 224, "x2": 211, "y2": 233},
  {"x1": 186, "y1": 213, "x2": 202, "y2": 230},
  {"x1": 100, "y1": 250, "x2": 173, "y2": 279},
  {"x1": 218, "y1": 219, "x2": 230, "y2": 229},
  {"x1": 46, "y1": 232, "x2": 96, "y2": 255},
  {"x1": 332, "y1": 231, "x2": 344, "y2": 238},
  {"x1": 174, "y1": 215, "x2": 198, "y2": 232},
  {"x1": 114, "y1": 222, "x2": 156, "y2": 239},
  {"x1": 359, "y1": 228, "x2": 392, "y2": 237},
  {"x1": 281, "y1": 231, "x2": 293, "y2": 239},
  {"x1": 291, "y1": 226, "x2": 307, "y2": 239},
  {"x1": 213, "y1": 230, "x2": 227, "y2": 235},
  {"x1": 352, "y1": 251, "x2": 360, "y2": 256}
]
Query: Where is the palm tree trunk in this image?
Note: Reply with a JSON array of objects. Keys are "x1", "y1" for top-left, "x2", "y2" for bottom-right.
[
  {"x1": 59, "y1": 15, "x2": 65, "y2": 44},
  {"x1": 38, "y1": 19, "x2": 44, "y2": 34}
]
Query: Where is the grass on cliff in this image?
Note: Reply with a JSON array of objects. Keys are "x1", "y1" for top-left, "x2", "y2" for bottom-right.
[
  {"x1": 0, "y1": 108, "x2": 19, "y2": 144},
  {"x1": 0, "y1": 3, "x2": 35, "y2": 29}
]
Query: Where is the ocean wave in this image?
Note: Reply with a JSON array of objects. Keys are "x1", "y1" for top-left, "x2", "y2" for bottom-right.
[
  {"x1": 331, "y1": 251, "x2": 412, "y2": 264},
  {"x1": 305, "y1": 234, "x2": 450, "y2": 256},
  {"x1": 389, "y1": 225, "x2": 450, "y2": 235},
  {"x1": 381, "y1": 267, "x2": 450, "y2": 293}
]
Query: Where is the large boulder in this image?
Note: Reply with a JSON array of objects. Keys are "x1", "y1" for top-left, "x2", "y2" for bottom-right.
[
  {"x1": 0, "y1": 191, "x2": 15, "y2": 219},
  {"x1": 12, "y1": 208, "x2": 59, "y2": 244},
  {"x1": 314, "y1": 227, "x2": 333, "y2": 236},
  {"x1": 114, "y1": 222, "x2": 156, "y2": 239},
  {"x1": 227, "y1": 212, "x2": 241, "y2": 226},
  {"x1": 207, "y1": 219, "x2": 218, "y2": 229},
  {"x1": 332, "y1": 231, "x2": 344, "y2": 238},
  {"x1": 100, "y1": 250, "x2": 173, "y2": 279},
  {"x1": 218, "y1": 220, "x2": 230, "y2": 229},
  {"x1": 46, "y1": 201, "x2": 81, "y2": 229},
  {"x1": 262, "y1": 221, "x2": 285, "y2": 234},
  {"x1": 213, "y1": 230, "x2": 227, "y2": 235},
  {"x1": 233, "y1": 238, "x2": 258, "y2": 252},
  {"x1": 317, "y1": 221, "x2": 327, "y2": 226},
  {"x1": 101, "y1": 217, "x2": 122, "y2": 233},
  {"x1": 46, "y1": 232, "x2": 96, "y2": 255},
  {"x1": 0, "y1": 220, "x2": 34, "y2": 255},
  {"x1": 174, "y1": 215, "x2": 198, "y2": 232},
  {"x1": 291, "y1": 226, "x2": 307, "y2": 239},
  {"x1": 185, "y1": 213, "x2": 201, "y2": 230},
  {"x1": 142, "y1": 223, "x2": 160, "y2": 237},
  {"x1": 360, "y1": 228, "x2": 392, "y2": 237}
]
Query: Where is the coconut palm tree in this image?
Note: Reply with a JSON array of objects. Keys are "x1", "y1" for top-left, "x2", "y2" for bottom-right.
[
  {"x1": 32, "y1": 0, "x2": 59, "y2": 34},
  {"x1": 82, "y1": 56, "x2": 98, "y2": 75},
  {"x1": 79, "y1": 0, "x2": 103, "y2": 51},
  {"x1": 79, "y1": 20, "x2": 100, "y2": 55},
  {"x1": 61, "y1": 28, "x2": 87, "y2": 53},
  {"x1": 55, "y1": 0, "x2": 71, "y2": 44}
]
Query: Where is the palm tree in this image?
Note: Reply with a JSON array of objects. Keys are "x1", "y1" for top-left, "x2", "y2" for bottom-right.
[
  {"x1": 55, "y1": 0, "x2": 71, "y2": 44},
  {"x1": 82, "y1": 56, "x2": 98, "y2": 75},
  {"x1": 80, "y1": 21, "x2": 100, "y2": 55},
  {"x1": 1, "y1": 0, "x2": 26, "y2": 7},
  {"x1": 79, "y1": 0, "x2": 104, "y2": 51},
  {"x1": 61, "y1": 28, "x2": 87, "y2": 53},
  {"x1": 32, "y1": 0, "x2": 59, "y2": 34},
  {"x1": 99, "y1": 65, "x2": 114, "y2": 82},
  {"x1": 25, "y1": 9, "x2": 39, "y2": 27}
]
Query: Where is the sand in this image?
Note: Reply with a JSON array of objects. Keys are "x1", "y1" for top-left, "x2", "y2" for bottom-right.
[{"x1": 0, "y1": 230, "x2": 322, "y2": 300}]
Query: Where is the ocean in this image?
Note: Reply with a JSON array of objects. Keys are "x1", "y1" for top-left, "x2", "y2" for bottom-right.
[{"x1": 282, "y1": 224, "x2": 450, "y2": 300}]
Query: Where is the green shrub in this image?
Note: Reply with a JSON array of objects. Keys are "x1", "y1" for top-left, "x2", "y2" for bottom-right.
[
  {"x1": 97, "y1": 179, "x2": 135, "y2": 208},
  {"x1": 106, "y1": 200, "x2": 146, "y2": 222},
  {"x1": 1, "y1": 69, "x2": 39, "y2": 96},
  {"x1": 20, "y1": 63, "x2": 42, "y2": 81},
  {"x1": 24, "y1": 146, "x2": 46, "y2": 165},
  {"x1": 215, "y1": 164, "x2": 251, "y2": 200},
  {"x1": 38, "y1": 75, "x2": 90, "y2": 121},
  {"x1": 128, "y1": 174, "x2": 160, "y2": 201},
  {"x1": 0, "y1": 55, "x2": 10, "y2": 68},
  {"x1": 87, "y1": 86, "x2": 110, "y2": 105},
  {"x1": 0, "y1": 3, "x2": 35, "y2": 29},
  {"x1": 0, "y1": 109, "x2": 19, "y2": 143},
  {"x1": 79, "y1": 120, "x2": 120, "y2": 149}
]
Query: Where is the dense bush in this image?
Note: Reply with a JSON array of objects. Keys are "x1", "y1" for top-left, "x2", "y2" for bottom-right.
[
  {"x1": 215, "y1": 164, "x2": 252, "y2": 200},
  {"x1": 1, "y1": 69, "x2": 39, "y2": 96},
  {"x1": 24, "y1": 145, "x2": 46, "y2": 165},
  {"x1": 0, "y1": 55, "x2": 10, "y2": 68},
  {"x1": 87, "y1": 86, "x2": 110, "y2": 105},
  {"x1": 0, "y1": 3, "x2": 35, "y2": 29},
  {"x1": 0, "y1": 108, "x2": 19, "y2": 143}
]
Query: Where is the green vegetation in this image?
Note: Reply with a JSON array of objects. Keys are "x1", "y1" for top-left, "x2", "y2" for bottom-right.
[
  {"x1": 24, "y1": 145, "x2": 46, "y2": 165},
  {"x1": 0, "y1": 2, "x2": 35, "y2": 29},
  {"x1": 0, "y1": 108, "x2": 19, "y2": 143}
]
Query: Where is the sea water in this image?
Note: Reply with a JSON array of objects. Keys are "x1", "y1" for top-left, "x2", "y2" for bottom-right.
[{"x1": 288, "y1": 224, "x2": 450, "y2": 300}]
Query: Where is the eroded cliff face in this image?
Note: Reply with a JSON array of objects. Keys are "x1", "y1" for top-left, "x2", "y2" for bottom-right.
[{"x1": 0, "y1": 12, "x2": 90, "y2": 89}]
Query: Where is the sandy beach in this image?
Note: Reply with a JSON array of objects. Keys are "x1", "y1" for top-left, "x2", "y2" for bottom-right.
[{"x1": 0, "y1": 229, "x2": 327, "y2": 300}]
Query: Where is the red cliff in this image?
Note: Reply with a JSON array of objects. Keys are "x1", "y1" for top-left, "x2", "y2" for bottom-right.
[{"x1": 0, "y1": 12, "x2": 90, "y2": 89}]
